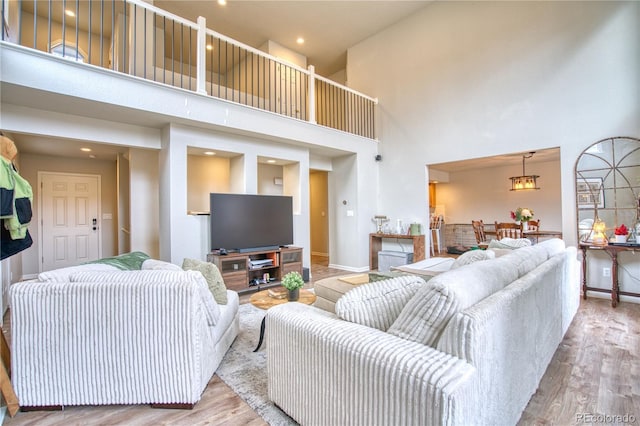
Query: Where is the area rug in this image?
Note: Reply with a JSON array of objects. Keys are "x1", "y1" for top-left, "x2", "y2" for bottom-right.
[{"x1": 216, "y1": 303, "x2": 297, "y2": 426}]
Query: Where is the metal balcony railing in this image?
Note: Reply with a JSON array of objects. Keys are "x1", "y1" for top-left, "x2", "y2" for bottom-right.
[{"x1": 1, "y1": 0, "x2": 377, "y2": 139}]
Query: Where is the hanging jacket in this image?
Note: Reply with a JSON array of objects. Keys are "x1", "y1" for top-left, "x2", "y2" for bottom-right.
[
  {"x1": 1, "y1": 156, "x2": 33, "y2": 259},
  {"x1": 0, "y1": 156, "x2": 14, "y2": 218}
]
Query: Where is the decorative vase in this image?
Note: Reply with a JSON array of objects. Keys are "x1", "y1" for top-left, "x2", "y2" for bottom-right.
[
  {"x1": 615, "y1": 234, "x2": 627, "y2": 243},
  {"x1": 522, "y1": 221, "x2": 529, "y2": 231},
  {"x1": 287, "y1": 288, "x2": 299, "y2": 301},
  {"x1": 515, "y1": 220, "x2": 521, "y2": 226}
]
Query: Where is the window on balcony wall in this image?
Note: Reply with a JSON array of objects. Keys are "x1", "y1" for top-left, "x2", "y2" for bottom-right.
[{"x1": 49, "y1": 40, "x2": 87, "y2": 62}]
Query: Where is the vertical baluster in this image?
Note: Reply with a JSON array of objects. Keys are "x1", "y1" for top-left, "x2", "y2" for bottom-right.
[
  {"x1": 224, "y1": 40, "x2": 228, "y2": 100},
  {"x1": 152, "y1": 12, "x2": 157, "y2": 81},
  {"x1": 47, "y1": 0, "x2": 52, "y2": 54},
  {"x1": 179, "y1": 22, "x2": 183, "y2": 88},
  {"x1": 160, "y1": 16, "x2": 165, "y2": 81},
  {"x1": 171, "y1": 19, "x2": 175, "y2": 86},
  {"x1": 123, "y1": 0, "x2": 127, "y2": 72},
  {"x1": 244, "y1": 47, "x2": 248, "y2": 105},
  {"x1": 74, "y1": 0, "x2": 79, "y2": 61},
  {"x1": 61, "y1": 0, "x2": 65, "y2": 56},
  {"x1": 267, "y1": 58, "x2": 271, "y2": 111},
  {"x1": 1, "y1": 1, "x2": 5, "y2": 41},
  {"x1": 210, "y1": 34, "x2": 214, "y2": 96},
  {"x1": 33, "y1": 0, "x2": 37, "y2": 50},
  {"x1": 100, "y1": 0, "x2": 104, "y2": 67},
  {"x1": 143, "y1": 5, "x2": 147, "y2": 78},
  {"x1": 88, "y1": 0, "x2": 92, "y2": 63},
  {"x1": 111, "y1": 0, "x2": 115, "y2": 70},
  {"x1": 217, "y1": 37, "x2": 222, "y2": 99},
  {"x1": 262, "y1": 55, "x2": 266, "y2": 110},
  {"x1": 229, "y1": 43, "x2": 234, "y2": 102},
  {"x1": 132, "y1": 4, "x2": 136, "y2": 75},
  {"x1": 186, "y1": 25, "x2": 190, "y2": 90}
]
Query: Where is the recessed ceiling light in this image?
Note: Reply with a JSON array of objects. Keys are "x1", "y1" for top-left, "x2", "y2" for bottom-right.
[
  {"x1": 206, "y1": 44, "x2": 213, "y2": 51},
  {"x1": 89, "y1": 154, "x2": 96, "y2": 159},
  {"x1": 81, "y1": 147, "x2": 92, "y2": 152},
  {"x1": 65, "y1": 9, "x2": 75, "y2": 17},
  {"x1": 296, "y1": 37, "x2": 305, "y2": 45},
  {"x1": 267, "y1": 159, "x2": 277, "y2": 164},
  {"x1": 204, "y1": 151, "x2": 216, "y2": 156},
  {"x1": 218, "y1": 0, "x2": 227, "y2": 5}
]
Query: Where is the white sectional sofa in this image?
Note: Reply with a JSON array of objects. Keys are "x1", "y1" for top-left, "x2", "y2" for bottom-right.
[
  {"x1": 267, "y1": 239, "x2": 579, "y2": 425},
  {"x1": 10, "y1": 261, "x2": 239, "y2": 408}
]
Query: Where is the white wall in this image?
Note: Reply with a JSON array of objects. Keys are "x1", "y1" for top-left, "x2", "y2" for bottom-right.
[
  {"x1": 161, "y1": 124, "x2": 313, "y2": 267},
  {"x1": 435, "y1": 159, "x2": 562, "y2": 230},
  {"x1": 19, "y1": 153, "x2": 118, "y2": 276},
  {"x1": 258, "y1": 163, "x2": 284, "y2": 195},
  {"x1": 329, "y1": 149, "x2": 380, "y2": 271},
  {"x1": 187, "y1": 155, "x2": 231, "y2": 212},
  {"x1": 129, "y1": 148, "x2": 160, "y2": 258},
  {"x1": 347, "y1": 0, "x2": 639, "y2": 298},
  {"x1": 347, "y1": 1, "x2": 640, "y2": 250}
]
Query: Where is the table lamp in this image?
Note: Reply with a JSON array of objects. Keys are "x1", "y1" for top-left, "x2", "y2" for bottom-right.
[{"x1": 591, "y1": 217, "x2": 608, "y2": 246}]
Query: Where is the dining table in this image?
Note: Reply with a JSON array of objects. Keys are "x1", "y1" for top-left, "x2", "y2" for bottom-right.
[{"x1": 484, "y1": 228, "x2": 563, "y2": 243}]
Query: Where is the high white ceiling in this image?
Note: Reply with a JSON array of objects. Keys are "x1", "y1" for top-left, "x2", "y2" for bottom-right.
[
  {"x1": 155, "y1": 0, "x2": 432, "y2": 76},
  {"x1": 429, "y1": 148, "x2": 561, "y2": 173}
]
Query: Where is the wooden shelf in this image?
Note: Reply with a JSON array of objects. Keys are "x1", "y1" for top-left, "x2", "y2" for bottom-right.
[{"x1": 207, "y1": 247, "x2": 303, "y2": 294}]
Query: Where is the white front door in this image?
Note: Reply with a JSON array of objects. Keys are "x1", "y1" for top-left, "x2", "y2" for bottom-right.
[{"x1": 39, "y1": 172, "x2": 101, "y2": 272}]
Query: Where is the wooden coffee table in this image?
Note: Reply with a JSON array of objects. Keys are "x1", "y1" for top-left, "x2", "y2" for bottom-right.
[{"x1": 250, "y1": 288, "x2": 316, "y2": 352}]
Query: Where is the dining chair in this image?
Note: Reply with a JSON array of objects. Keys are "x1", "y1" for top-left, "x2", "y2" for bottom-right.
[
  {"x1": 471, "y1": 220, "x2": 487, "y2": 244},
  {"x1": 430, "y1": 215, "x2": 444, "y2": 255},
  {"x1": 527, "y1": 220, "x2": 540, "y2": 231},
  {"x1": 494, "y1": 222, "x2": 523, "y2": 240}
]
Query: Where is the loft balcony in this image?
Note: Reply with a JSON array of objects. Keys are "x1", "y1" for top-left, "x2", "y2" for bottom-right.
[{"x1": 1, "y1": 0, "x2": 377, "y2": 140}]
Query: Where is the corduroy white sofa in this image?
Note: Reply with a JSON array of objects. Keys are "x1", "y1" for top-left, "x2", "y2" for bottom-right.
[
  {"x1": 267, "y1": 238, "x2": 579, "y2": 425},
  {"x1": 10, "y1": 264, "x2": 239, "y2": 409}
]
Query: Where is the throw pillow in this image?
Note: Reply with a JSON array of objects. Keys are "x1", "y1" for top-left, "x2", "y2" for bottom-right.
[
  {"x1": 387, "y1": 282, "x2": 458, "y2": 347},
  {"x1": 450, "y1": 249, "x2": 495, "y2": 270},
  {"x1": 487, "y1": 238, "x2": 532, "y2": 250},
  {"x1": 182, "y1": 258, "x2": 228, "y2": 305},
  {"x1": 142, "y1": 259, "x2": 183, "y2": 271},
  {"x1": 388, "y1": 257, "x2": 519, "y2": 347},
  {"x1": 335, "y1": 275, "x2": 426, "y2": 331}
]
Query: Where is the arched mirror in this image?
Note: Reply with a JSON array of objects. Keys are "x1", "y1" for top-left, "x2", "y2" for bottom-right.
[{"x1": 575, "y1": 136, "x2": 640, "y2": 243}]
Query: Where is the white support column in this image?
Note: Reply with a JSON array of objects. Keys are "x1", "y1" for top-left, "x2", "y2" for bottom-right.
[
  {"x1": 308, "y1": 65, "x2": 316, "y2": 124},
  {"x1": 196, "y1": 16, "x2": 207, "y2": 95}
]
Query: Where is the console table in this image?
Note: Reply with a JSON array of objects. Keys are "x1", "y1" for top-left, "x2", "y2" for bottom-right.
[
  {"x1": 580, "y1": 242, "x2": 640, "y2": 307},
  {"x1": 369, "y1": 233, "x2": 425, "y2": 270}
]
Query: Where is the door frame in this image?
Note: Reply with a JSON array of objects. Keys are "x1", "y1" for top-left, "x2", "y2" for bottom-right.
[{"x1": 37, "y1": 171, "x2": 102, "y2": 273}]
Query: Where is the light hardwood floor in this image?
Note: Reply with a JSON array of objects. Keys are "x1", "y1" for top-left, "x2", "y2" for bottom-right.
[{"x1": 3, "y1": 257, "x2": 639, "y2": 425}]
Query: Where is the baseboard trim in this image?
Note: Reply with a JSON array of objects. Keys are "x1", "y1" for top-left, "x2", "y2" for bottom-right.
[
  {"x1": 21, "y1": 405, "x2": 63, "y2": 412},
  {"x1": 151, "y1": 403, "x2": 195, "y2": 410},
  {"x1": 327, "y1": 264, "x2": 368, "y2": 273}
]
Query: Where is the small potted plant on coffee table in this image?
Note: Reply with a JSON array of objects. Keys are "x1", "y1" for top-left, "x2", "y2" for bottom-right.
[{"x1": 282, "y1": 271, "x2": 304, "y2": 301}]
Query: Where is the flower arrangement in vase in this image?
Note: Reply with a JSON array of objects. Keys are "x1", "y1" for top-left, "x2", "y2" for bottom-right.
[
  {"x1": 510, "y1": 207, "x2": 534, "y2": 230},
  {"x1": 613, "y1": 224, "x2": 628, "y2": 243},
  {"x1": 281, "y1": 271, "x2": 304, "y2": 301}
]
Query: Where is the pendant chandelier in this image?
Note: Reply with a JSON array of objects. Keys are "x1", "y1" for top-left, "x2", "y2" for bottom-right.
[{"x1": 510, "y1": 152, "x2": 540, "y2": 191}]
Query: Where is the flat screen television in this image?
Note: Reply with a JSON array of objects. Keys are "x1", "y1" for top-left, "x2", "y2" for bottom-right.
[{"x1": 210, "y1": 193, "x2": 294, "y2": 252}]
